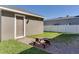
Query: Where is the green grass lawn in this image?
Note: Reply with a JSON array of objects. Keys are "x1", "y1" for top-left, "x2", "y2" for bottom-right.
[
  {"x1": 28, "y1": 32, "x2": 62, "y2": 38},
  {"x1": 0, "y1": 32, "x2": 79, "y2": 54},
  {"x1": 52, "y1": 34, "x2": 79, "y2": 44},
  {"x1": 28, "y1": 32, "x2": 79, "y2": 44},
  {"x1": 0, "y1": 40, "x2": 47, "y2": 54}
]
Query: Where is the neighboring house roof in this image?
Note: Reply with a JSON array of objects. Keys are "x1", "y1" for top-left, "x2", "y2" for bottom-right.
[
  {"x1": 45, "y1": 16, "x2": 79, "y2": 21},
  {"x1": 0, "y1": 5, "x2": 43, "y2": 18}
]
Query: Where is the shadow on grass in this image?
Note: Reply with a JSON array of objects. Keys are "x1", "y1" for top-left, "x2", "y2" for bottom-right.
[
  {"x1": 51, "y1": 34, "x2": 79, "y2": 44},
  {"x1": 19, "y1": 47, "x2": 48, "y2": 54}
]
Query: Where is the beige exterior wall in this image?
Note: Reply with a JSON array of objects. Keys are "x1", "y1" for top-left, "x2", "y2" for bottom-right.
[
  {"x1": 25, "y1": 18, "x2": 43, "y2": 36},
  {"x1": 1, "y1": 10, "x2": 15, "y2": 41},
  {"x1": 0, "y1": 9, "x2": 1, "y2": 41}
]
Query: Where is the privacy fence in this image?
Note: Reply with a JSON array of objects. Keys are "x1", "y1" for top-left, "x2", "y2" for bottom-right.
[{"x1": 44, "y1": 25, "x2": 79, "y2": 34}]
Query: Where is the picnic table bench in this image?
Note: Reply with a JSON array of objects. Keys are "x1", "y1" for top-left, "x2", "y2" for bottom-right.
[{"x1": 32, "y1": 38, "x2": 51, "y2": 48}]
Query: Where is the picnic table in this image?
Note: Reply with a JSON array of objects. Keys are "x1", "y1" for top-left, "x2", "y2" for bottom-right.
[{"x1": 32, "y1": 38, "x2": 51, "y2": 48}]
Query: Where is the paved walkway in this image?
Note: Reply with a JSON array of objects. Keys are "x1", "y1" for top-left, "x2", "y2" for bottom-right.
[
  {"x1": 17, "y1": 37, "x2": 35, "y2": 45},
  {"x1": 17, "y1": 37, "x2": 79, "y2": 54}
]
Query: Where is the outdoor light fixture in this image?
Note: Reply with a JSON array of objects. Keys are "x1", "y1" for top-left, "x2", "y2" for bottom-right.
[{"x1": 26, "y1": 19, "x2": 29, "y2": 24}]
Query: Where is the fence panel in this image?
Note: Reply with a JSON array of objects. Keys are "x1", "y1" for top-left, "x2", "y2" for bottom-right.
[{"x1": 44, "y1": 25, "x2": 79, "y2": 34}]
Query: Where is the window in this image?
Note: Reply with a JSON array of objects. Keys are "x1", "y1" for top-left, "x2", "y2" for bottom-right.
[
  {"x1": 54, "y1": 23, "x2": 60, "y2": 25},
  {"x1": 69, "y1": 23, "x2": 72, "y2": 25}
]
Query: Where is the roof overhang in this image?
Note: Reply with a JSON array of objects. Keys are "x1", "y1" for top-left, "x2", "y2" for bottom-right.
[{"x1": 0, "y1": 6, "x2": 44, "y2": 18}]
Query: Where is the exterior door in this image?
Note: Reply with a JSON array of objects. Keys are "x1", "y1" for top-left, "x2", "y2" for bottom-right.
[{"x1": 15, "y1": 15, "x2": 25, "y2": 38}]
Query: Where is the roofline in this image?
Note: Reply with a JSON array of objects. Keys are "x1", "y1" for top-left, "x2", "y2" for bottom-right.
[
  {"x1": 0, "y1": 6, "x2": 44, "y2": 18},
  {"x1": 45, "y1": 16, "x2": 79, "y2": 21}
]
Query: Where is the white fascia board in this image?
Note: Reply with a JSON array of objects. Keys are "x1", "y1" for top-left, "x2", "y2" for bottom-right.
[{"x1": 0, "y1": 7, "x2": 44, "y2": 18}]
